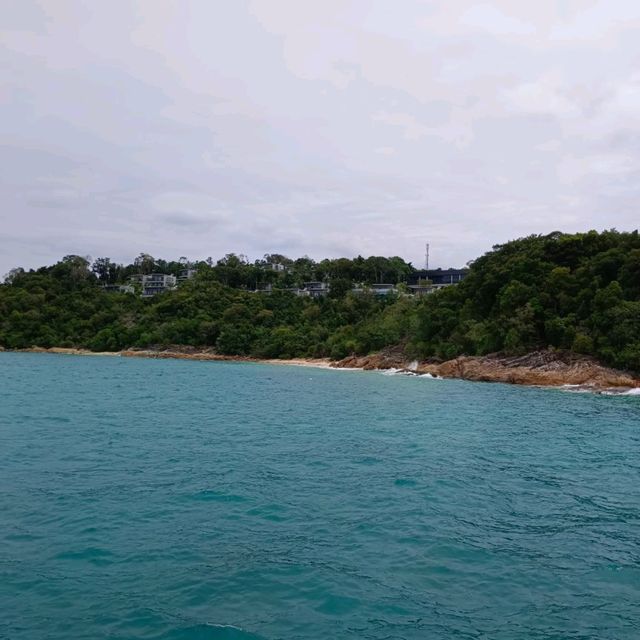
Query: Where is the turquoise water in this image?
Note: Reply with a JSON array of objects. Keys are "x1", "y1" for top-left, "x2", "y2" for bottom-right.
[{"x1": 1, "y1": 353, "x2": 639, "y2": 639}]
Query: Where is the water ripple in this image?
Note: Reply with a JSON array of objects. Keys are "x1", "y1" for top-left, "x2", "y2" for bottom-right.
[{"x1": 1, "y1": 353, "x2": 639, "y2": 639}]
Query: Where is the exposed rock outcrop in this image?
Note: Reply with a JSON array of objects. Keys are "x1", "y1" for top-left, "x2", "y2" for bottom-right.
[
  {"x1": 334, "y1": 349, "x2": 640, "y2": 391},
  {"x1": 334, "y1": 346, "x2": 409, "y2": 370},
  {"x1": 120, "y1": 346, "x2": 223, "y2": 361}
]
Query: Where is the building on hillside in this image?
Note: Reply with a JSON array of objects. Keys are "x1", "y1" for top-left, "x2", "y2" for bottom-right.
[
  {"x1": 408, "y1": 268, "x2": 468, "y2": 286},
  {"x1": 369, "y1": 283, "x2": 397, "y2": 296},
  {"x1": 253, "y1": 284, "x2": 305, "y2": 296},
  {"x1": 300, "y1": 281, "x2": 329, "y2": 298},
  {"x1": 140, "y1": 273, "x2": 177, "y2": 297},
  {"x1": 265, "y1": 262, "x2": 288, "y2": 273},
  {"x1": 352, "y1": 283, "x2": 398, "y2": 296},
  {"x1": 178, "y1": 268, "x2": 197, "y2": 284},
  {"x1": 407, "y1": 284, "x2": 443, "y2": 297}
]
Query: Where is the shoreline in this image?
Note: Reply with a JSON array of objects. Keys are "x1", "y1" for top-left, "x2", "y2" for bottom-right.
[
  {"x1": 4, "y1": 346, "x2": 640, "y2": 393},
  {"x1": 5, "y1": 346, "x2": 335, "y2": 370}
]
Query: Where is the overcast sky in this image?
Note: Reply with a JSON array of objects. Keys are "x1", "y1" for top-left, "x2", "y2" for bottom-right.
[{"x1": 2, "y1": 1, "x2": 640, "y2": 275}]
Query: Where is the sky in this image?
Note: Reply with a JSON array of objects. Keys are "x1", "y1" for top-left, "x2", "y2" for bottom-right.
[{"x1": 2, "y1": 1, "x2": 640, "y2": 276}]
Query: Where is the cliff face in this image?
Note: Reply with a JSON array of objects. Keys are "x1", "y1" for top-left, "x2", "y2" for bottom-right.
[{"x1": 334, "y1": 349, "x2": 640, "y2": 391}]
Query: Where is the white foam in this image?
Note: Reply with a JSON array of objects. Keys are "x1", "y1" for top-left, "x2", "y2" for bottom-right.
[
  {"x1": 560, "y1": 384, "x2": 640, "y2": 396},
  {"x1": 602, "y1": 387, "x2": 640, "y2": 396},
  {"x1": 377, "y1": 368, "x2": 443, "y2": 379},
  {"x1": 380, "y1": 368, "x2": 416, "y2": 376}
]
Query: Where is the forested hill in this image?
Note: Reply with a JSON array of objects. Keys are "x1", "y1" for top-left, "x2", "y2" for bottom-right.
[
  {"x1": 1, "y1": 230, "x2": 639, "y2": 372},
  {"x1": 414, "y1": 230, "x2": 640, "y2": 370}
]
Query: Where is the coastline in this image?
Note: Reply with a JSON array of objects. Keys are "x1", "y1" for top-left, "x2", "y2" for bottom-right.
[
  {"x1": 333, "y1": 349, "x2": 640, "y2": 394},
  {"x1": 5, "y1": 345, "x2": 639, "y2": 393},
  {"x1": 7, "y1": 346, "x2": 334, "y2": 370}
]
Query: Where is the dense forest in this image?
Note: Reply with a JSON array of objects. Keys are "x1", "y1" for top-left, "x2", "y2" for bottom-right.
[{"x1": 1, "y1": 230, "x2": 639, "y2": 371}]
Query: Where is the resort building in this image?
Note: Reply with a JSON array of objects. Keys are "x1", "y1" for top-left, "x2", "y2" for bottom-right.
[
  {"x1": 178, "y1": 268, "x2": 197, "y2": 284},
  {"x1": 408, "y1": 268, "x2": 468, "y2": 286},
  {"x1": 140, "y1": 273, "x2": 177, "y2": 297},
  {"x1": 352, "y1": 283, "x2": 398, "y2": 296},
  {"x1": 369, "y1": 283, "x2": 397, "y2": 296},
  {"x1": 407, "y1": 284, "x2": 444, "y2": 297},
  {"x1": 301, "y1": 282, "x2": 329, "y2": 298},
  {"x1": 265, "y1": 262, "x2": 288, "y2": 273}
]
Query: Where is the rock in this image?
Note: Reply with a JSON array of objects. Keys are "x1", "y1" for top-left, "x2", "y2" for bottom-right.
[{"x1": 333, "y1": 349, "x2": 640, "y2": 391}]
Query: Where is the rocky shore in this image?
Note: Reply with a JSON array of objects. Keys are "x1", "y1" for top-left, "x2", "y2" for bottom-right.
[
  {"x1": 8, "y1": 345, "x2": 640, "y2": 392},
  {"x1": 334, "y1": 348, "x2": 640, "y2": 392}
]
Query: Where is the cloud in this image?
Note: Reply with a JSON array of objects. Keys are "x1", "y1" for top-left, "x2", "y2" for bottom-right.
[
  {"x1": 2, "y1": 0, "x2": 640, "y2": 276},
  {"x1": 502, "y1": 72, "x2": 581, "y2": 118},
  {"x1": 460, "y1": 4, "x2": 536, "y2": 36}
]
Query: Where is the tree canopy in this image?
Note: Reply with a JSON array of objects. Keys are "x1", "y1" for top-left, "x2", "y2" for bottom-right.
[
  {"x1": 1, "y1": 231, "x2": 638, "y2": 372},
  {"x1": 411, "y1": 230, "x2": 640, "y2": 370}
]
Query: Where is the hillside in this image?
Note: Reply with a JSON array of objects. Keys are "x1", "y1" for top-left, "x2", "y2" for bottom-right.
[
  {"x1": 1, "y1": 230, "x2": 639, "y2": 373},
  {"x1": 412, "y1": 230, "x2": 640, "y2": 371}
]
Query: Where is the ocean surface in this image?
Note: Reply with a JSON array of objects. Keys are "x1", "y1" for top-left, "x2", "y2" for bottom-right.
[{"x1": 1, "y1": 352, "x2": 639, "y2": 640}]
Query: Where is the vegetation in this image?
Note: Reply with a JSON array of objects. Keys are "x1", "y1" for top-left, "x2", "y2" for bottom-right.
[
  {"x1": 413, "y1": 230, "x2": 640, "y2": 371},
  {"x1": 0, "y1": 253, "x2": 416, "y2": 360},
  {"x1": 1, "y1": 230, "x2": 639, "y2": 372}
]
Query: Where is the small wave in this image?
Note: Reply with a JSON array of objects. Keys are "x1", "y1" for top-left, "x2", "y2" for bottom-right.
[
  {"x1": 559, "y1": 384, "x2": 593, "y2": 394},
  {"x1": 601, "y1": 387, "x2": 640, "y2": 396},
  {"x1": 378, "y1": 368, "x2": 442, "y2": 379},
  {"x1": 560, "y1": 384, "x2": 640, "y2": 396},
  {"x1": 380, "y1": 368, "x2": 417, "y2": 376}
]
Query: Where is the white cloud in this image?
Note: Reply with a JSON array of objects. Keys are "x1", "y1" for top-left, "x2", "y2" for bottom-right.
[
  {"x1": 1, "y1": 0, "x2": 640, "y2": 276},
  {"x1": 371, "y1": 111, "x2": 432, "y2": 140},
  {"x1": 502, "y1": 73, "x2": 580, "y2": 118},
  {"x1": 460, "y1": 4, "x2": 536, "y2": 35}
]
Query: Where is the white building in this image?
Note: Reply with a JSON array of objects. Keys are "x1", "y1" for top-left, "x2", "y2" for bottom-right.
[
  {"x1": 265, "y1": 262, "x2": 288, "y2": 273},
  {"x1": 178, "y1": 268, "x2": 197, "y2": 284},
  {"x1": 140, "y1": 273, "x2": 177, "y2": 297},
  {"x1": 300, "y1": 281, "x2": 329, "y2": 298}
]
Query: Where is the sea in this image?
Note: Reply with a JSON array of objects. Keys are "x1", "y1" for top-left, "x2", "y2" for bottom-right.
[{"x1": 1, "y1": 352, "x2": 639, "y2": 640}]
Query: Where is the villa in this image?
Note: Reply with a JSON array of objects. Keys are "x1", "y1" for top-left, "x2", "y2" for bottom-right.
[
  {"x1": 178, "y1": 268, "x2": 197, "y2": 283},
  {"x1": 301, "y1": 282, "x2": 329, "y2": 298},
  {"x1": 408, "y1": 268, "x2": 468, "y2": 286},
  {"x1": 140, "y1": 273, "x2": 177, "y2": 297}
]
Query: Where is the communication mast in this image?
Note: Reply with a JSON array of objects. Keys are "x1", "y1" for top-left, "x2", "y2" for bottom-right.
[{"x1": 425, "y1": 243, "x2": 430, "y2": 270}]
